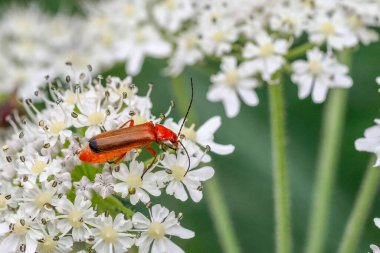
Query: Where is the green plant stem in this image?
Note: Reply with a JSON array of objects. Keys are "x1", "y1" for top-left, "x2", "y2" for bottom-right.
[
  {"x1": 107, "y1": 196, "x2": 135, "y2": 217},
  {"x1": 338, "y1": 156, "x2": 380, "y2": 253},
  {"x1": 268, "y1": 82, "x2": 292, "y2": 253},
  {"x1": 285, "y1": 43, "x2": 314, "y2": 60},
  {"x1": 305, "y1": 89, "x2": 348, "y2": 253},
  {"x1": 171, "y1": 76, "x2": 241, "y2": 253},
  {"x1": 305, "y1": 50, "x2": 351, "y2": 253},
  {"x1": 205, "y1": 178, "x2": 241, "y2": 253},
  {"x1": 90, "y1": 193, "x2": 135, "y2": 217}
]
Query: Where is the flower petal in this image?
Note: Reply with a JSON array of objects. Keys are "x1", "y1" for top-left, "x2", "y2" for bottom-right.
[
  {"x1": 132, "y1": 212, "x2": 151, "y2": 228},
  {"x1": 166, "y1": 225, "x2": 195, "y2": 239},
  {"x1": 188, "y1": 166, "x2": 215, "y2": 181},
  {"x1": 151, "y1": 204, "x2": 169, "y2": 223},
  {"x1": 197, "y1": 116, "x2": 221, "y2": 142},
  {"x1": 201, "y1": 141, "x2": 235, "y2": 155},
  {"x1": 223, "y1": 91, "x2": 240, "y2": 118},
  {"x1": 237, "y1": 87, "x2": 259, "y2": 106}
]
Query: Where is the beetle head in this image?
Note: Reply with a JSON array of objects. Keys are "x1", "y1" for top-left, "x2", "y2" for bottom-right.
[{"x1": 155, "y1": 124, "x2": 178, "y2": 148}]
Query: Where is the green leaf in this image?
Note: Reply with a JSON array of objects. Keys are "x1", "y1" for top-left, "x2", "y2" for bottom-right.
[{"x1": 71, "y1": 163, "x2": 102, "y2": 182}]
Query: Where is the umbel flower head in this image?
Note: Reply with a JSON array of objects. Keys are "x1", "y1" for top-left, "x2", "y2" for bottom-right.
[
  {"x1": 2, "y1": 0, "x2": 380, "y2": 118},
  {"x1": 0, "y1": 66, "x2": 234, "y2": 253}
]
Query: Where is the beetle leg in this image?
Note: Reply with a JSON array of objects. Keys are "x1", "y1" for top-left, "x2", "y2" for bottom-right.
[
  {"x1": 119, "y1": 119, "x2": 134, "y2": 129},
  {"x1": 141, "y1": 146, "x2": 157, "y2": 179},
  {"x1": 113, "y1": 153, "x2": 127, "y2": 164}
]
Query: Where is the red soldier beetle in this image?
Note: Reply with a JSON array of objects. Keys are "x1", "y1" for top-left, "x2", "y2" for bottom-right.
[{"x1": 79, "y1": 78, "x2": 194, "y2": 178}]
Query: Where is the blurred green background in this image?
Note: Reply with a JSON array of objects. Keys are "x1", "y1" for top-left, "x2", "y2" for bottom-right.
[{"x1": 2, "y1": 1, "x2": 380, "y2": 252}]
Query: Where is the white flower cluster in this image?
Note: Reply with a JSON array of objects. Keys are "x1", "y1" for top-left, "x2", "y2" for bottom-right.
[
  {"x1": 0, "y1": 5, "x2": 90, "y2": 97},
  {"x1": 0, "y1": 68, "x2": 234, "y2": 253},
  {"x1": 1, "y1": 0, "x2": 380, "y2": 115},
  {"x1": 205, "y1": 0, "x2": 380, "y2": 116}
]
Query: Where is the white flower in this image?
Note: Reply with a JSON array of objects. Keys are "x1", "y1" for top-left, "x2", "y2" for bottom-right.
[
  {"x1": 56, "y1": 196, "x2": 96, "y2": 242},
  {"x1": 166, "y1": 31, "x2": 203, "y2": 76},
  {"x1": 0, "y1": 5, "x2": 83, "y2": 98},
  {"x1": 132, "y1": 204, "x2": 194, "y2": 253},
  {"x1": 0, "y1": 153, "x2": 16, "y2": 181},
  {"x1": 74, "y1": 176, "x2": 93, "y2": 200},
  {"x1": 104, "y1": 0, "x2": 148, "y2": 27},
  {"x1": 355, "y1": 119, "x2": 380, "y2": 166},
  {"x1": 179, "y1": 139, "x2": 212, "y2": 164},
  {"x1": 17, "y1": 155, "x2": 58, "y2": 188},
  {"x1": 157, "y1": 153, "x2": 214, "y2": 202},
  {"x1": 198, "y1": 18, "x2": 238, "y2": 56},
  {"x1": 0, "y1": 182, "x2": 19, "y2": 219},
  {"x1": 308, "y1": 10, "x2": 358, "y2": 50},
  {"x1": 93, "y1": 170, "x2": 115, "y2": 199},
  {"x1": 207, "y1": 56, "x2": 259, "y2": 118},
  {"x1": 112, "y1": 161, "x2": 161, "y2": 205},
  {"x1": 268, "y1": 2, "x2": 308, "y2": 37},
  {"x1": 291, "y1": 48, "x2": 352, "y2": 103},
  {"x1": 243, "y1": 32, "x2": 288, "y2": 81},
  {"x1": 73, "y1": 89, "x2": 110, "y2": 139},
  {"x1": 195, "y1": 1, "x2": 236, "y2": 25},
  {"x1": 36, "y1": 222, "x2": 73, "y2": 253},
  {"x1": 37, "y1": 106, "x2": 72, "y2": 146},
  {"x1": 121, "y1": 25, "x2": 171, "y2": 75},
  {"x1": 346, "y1": 13, "x2": 379, "y2": 45},
  {"x1": 91, "y1": 213, "x2": 134, "y2": 253},
  {"x1": 165, "y1": 116, "x2": 234, "y2": 155},
  {"x1": 20, "y1": 181, "x2": 58, "y2": 219},
  {"x1": 105, "y1": 76, "x2": 136, "y2": 104},
  {"x1": 81, "y1": 11, "x2": 123, "y2": 67},
  {"x1": 39, "y1": 159, "x2": 63, "y2": 183},
  {"x1": 53, "y1": 171, "x2": 72, "y2": 194},
  {"x1": 153, "y1": 0, "x2": 193, "y2": 32},
  {"x1": 0, "y1": 208, "x2": 43, "y2": 253}
]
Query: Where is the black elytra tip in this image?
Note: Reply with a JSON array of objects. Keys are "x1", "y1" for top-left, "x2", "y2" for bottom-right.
[{"x1": 89, "y1": 137, "x2": 101, "y2": 153}]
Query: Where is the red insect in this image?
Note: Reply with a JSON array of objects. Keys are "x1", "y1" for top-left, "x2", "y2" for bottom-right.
[{"x1": 79, "y1": 79, "x2": 194, "y2": 176}]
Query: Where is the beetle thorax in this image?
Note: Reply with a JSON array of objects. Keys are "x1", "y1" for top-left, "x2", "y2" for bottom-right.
[{"x1": 154, "y1": 124, "x2": 178, "y2": 145}]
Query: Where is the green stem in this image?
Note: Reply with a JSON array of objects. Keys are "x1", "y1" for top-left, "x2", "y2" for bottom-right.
[
  {"x1": 205, "y1": 178, "x2": 241, "y2": 253},
  {"x1": 305, "y1": 50, "x2": 351, "y2": 253},
  {"x1": 106, "y1": 196, "x2": 135, "y2": 218},
  {"x1": 91, "y1": 193, "x2": 135, "y2": 218},
  {"x1": 171, "y1": 76, "x2": 241, "y2": 253},
  {"x1": 338, "y1": 156, "x2": 380, "y2": 253},
  {"x1": 285, "y1": 43, "x2": 314, "y2": 60},
  {"x1": 268, "y1": 82, "x2": 292, "y2": 253}
]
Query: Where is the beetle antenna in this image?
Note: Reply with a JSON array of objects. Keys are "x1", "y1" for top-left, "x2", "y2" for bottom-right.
[
  {"x1": 179, "y1": 140, "x2": 191, "y2": 175},
  {"x1": 177, "y1": 78, "x2": 194, "y2": 137}
]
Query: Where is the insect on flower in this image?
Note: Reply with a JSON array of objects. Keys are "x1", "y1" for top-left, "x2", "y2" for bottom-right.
[{"x1": 79, "y1": 79, "x2": 194, "y2": 177}]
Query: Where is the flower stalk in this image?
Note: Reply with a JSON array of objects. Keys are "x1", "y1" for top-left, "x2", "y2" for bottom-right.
[
  {"x1": 338, "y1": 156, "x2": 380, "y2": 253},
  {"x1": 268, "y1": 80, "x2": 292, "y2": 253},
  {"x1": 305, "y1": 50, "x2": 352, "y2": 253}
]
